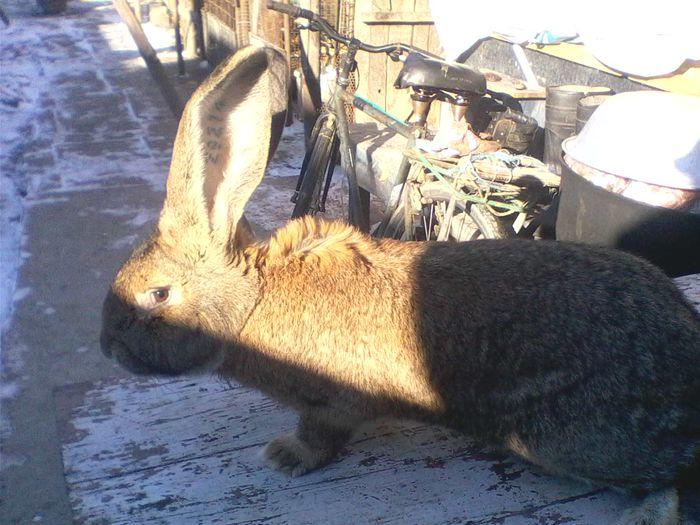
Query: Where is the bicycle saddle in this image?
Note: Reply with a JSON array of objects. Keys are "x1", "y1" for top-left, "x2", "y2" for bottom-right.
[{"x1": 394, "y1": 53, "x2": 487, "y2": 97}]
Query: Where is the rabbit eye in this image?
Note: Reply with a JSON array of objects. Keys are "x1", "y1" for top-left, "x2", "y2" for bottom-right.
[{"x1": 150, "y1": 287, "x2": 170, "y2": 305}]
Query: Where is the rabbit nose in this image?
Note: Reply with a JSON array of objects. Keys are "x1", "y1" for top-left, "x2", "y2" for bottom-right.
[
  {"x1": 101, "y1": 288, "x2": 134, "y2": 357},
  {"x1": 135, "y1": 306, "x2": 151, "y2": 322}
]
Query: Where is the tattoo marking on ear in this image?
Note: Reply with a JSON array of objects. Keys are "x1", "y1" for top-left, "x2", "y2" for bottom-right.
[
  {"x1": 207, "y1": 126, "x2": 223, "y2": 137},
  {"x1": 205, "y1": 99, "x2": 226, "y2": 166}
]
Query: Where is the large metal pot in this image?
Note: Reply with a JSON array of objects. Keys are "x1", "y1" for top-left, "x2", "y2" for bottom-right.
[{"x1": 556, "y1": 91, "x2": 700, "y2": 276}]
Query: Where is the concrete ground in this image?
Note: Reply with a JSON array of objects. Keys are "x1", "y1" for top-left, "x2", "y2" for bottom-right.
[{"x1": 0, "y1": 2, "x2": 212, "y2": 523}]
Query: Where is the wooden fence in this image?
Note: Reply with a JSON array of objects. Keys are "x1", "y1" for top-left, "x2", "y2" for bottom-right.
[{"x1": 353, "y1": 0, "x2": 442, "y2": 125}]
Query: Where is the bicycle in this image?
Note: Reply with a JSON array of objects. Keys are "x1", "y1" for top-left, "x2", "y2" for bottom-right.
[{"x1": 267, "y1": 1, "x2": 557, "y2": 241}]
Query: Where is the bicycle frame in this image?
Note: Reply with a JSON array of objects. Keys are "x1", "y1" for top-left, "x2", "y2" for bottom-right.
[{"x1": 268, "y1": 1, "x2": 431, "y2": 233}]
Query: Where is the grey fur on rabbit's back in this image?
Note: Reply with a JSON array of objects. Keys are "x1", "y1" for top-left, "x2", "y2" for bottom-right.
[{"x1": 100, "y1": 45, "x2": 700, "y2": 525}]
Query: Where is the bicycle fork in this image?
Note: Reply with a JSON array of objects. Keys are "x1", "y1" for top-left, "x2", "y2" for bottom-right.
[
  {"x1": 293, "y1": 113, "x2": 337, "y2": 213},
  {"x1": 334, "y1": 38, "x2": 370, "y2": 232}
]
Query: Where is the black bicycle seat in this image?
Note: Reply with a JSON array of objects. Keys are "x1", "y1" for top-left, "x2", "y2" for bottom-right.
[{"x1": 394, "y1": 53, "x2": 486, "y2": 97}]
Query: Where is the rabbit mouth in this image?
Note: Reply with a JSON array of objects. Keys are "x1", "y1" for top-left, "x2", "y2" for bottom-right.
[
  {"x1": 104, "y1": 336, "x2": 215, "y2": 377},
  {"x1": 107, "y1": 339, "x2": 161, "y2": 376}
]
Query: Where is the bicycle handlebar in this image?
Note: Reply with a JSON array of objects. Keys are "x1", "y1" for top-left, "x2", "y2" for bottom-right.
[
  {"x1": 266, "y1": 0, "x2": 441, "y2": 59},
  {"x1": 266, "y1": 1, "x2": 307, "y2": 19}
]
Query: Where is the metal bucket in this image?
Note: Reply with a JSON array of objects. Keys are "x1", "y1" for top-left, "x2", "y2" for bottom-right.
[
  {"x1": 575, "y1": 94, "x2": 614, "y2": 133},
  {"x1": 544, "y1": 85, "x2": 613, "y2": 174}
]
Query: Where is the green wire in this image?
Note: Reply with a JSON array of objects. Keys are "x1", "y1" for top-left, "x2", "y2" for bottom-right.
[{"x1": 414, "y1": 151, "x2": 526, "y2": 213}]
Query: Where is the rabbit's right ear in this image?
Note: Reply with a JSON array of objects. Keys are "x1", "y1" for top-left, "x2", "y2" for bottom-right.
[{"x1": 158, "y1": 46, "x2": 288, "y2": 250}]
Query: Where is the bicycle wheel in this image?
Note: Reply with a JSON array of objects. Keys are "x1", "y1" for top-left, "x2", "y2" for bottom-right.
[
  {"x1": 409, "y1": 191, "x2": 512, "y2": 241},
  {"x1": 442, "y1": 202, "x2": 511, "y2": 240},
  {"x1": 292, "y1": 116, "x2": 338, "y2": 218}
]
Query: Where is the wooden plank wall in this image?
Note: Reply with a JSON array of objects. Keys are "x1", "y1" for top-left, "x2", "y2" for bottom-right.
[{"x1": 353, "y1": 0, "x2": 442, "y2": 125}]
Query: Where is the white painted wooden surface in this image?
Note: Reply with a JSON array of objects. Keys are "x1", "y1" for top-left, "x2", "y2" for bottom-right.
[
  {"x1": 57, "y1": 274, "x2": 700, "y2": 525},
  {"x1": 56, "y1": 379, "x2": 632, "y2": 524}
]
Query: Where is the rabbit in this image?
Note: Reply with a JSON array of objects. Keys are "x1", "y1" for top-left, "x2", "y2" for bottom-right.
[{"x1": 100, "y1": 45, "x2": 700, "y2": 525}]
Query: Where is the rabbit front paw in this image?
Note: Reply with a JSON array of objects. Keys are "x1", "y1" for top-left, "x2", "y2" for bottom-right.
[{"x1": 263, "y1": 433, "x2": 331, "y2": 477}]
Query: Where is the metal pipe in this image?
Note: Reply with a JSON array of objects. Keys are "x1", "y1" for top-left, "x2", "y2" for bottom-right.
[{"x1": 341, "y1": 91, "x2": 415, "y2": 138}]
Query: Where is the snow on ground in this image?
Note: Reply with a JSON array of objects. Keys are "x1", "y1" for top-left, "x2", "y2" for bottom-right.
[{"x1": 0, "y1": 0, "x2": 189, "y2": 369}]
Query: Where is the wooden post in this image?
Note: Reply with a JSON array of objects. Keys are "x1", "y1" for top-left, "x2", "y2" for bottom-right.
[
  {"x1": 132, "y1": 0, "x2": 142, "y2": 22},
  {"x1": 231, "y1": 0, "x2": 240, "y2": 48},
  {"x1": 299, "y1": 0, "x2": 322, "y2": 144},
  {"x1": 282, "y1": 0, "x2": 292, "y2": 59},
  {"x1": 239, "y1": 0, "x2": 251, "y2": 46},
  {"x1": 174, "y1": 0, "x2": 186, "y2": 76},
  {"x1": 113, "y1": 0, "x2": 185, "y2": 119},
  {"x1": 191, "y1": 0, "x2": 207, "y2": 59},
  {"x1": 282, "y1": 0, "x2": 294, "y2": 126}
]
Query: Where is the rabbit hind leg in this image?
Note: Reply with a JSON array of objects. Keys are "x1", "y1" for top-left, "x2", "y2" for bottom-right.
[{"x1": 615, "y1": 487, "x2": 680, "y2": 525}]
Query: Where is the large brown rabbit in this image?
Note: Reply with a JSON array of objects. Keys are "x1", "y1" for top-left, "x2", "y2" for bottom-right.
[{"x1": 100, "y1": 46, "x2": 700, "y2": 525}]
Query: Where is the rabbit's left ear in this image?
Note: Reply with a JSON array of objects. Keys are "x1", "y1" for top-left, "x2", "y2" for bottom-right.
[{"x1": 159, "y1": 45, "x2": 288, "y2": 248}]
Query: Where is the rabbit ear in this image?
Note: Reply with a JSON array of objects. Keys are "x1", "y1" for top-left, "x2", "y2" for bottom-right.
[{"x1": 159, "y1": 46, "x2": 288, "y2": 248}]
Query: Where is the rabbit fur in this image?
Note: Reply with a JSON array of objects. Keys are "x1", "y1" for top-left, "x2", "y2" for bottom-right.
[{"x1": 100, "y1": 46, "x2": 700, "y2": 525}]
